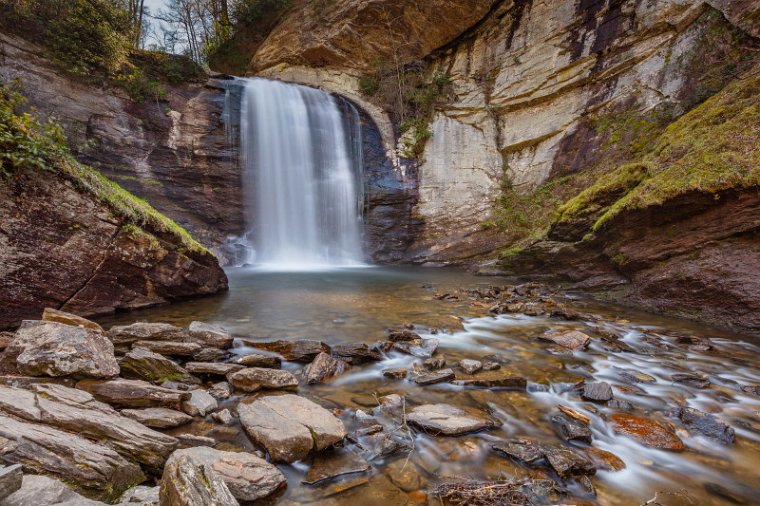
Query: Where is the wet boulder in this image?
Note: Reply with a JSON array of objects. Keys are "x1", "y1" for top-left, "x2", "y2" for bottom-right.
[
  {"x1": 392, "y1": 338, "x2": 439, "y2": 358},
  {"x1": 608, "y1": 413, "x2": 685, "y2": 451},
  {"x1": 302, "y1": 352, "x2": 349, "y2": 384},
  {"x1": 582, "y1": 447, "x2": 626, "y2": 471},
  {"x1": 238, "y1": 394, "x2": 346, "y2": 463},
  {"x1": 458, "y1": 359, "x2": 483, "y2": 375},
  {"x1": 302, "y1": 449, "x2": 370, "y2": 486},
  {"x1": 387, "y1": 329, "x2": 421, "y2": 342},
  {"x1": 678, "y1": 407, "x2": 735, "y2": 444},
  {"x1": 582, "y1": 382, "x2": 613, "y2": 402},
  {"x1": 227, "y1": 367, "x2": 299, "y2": 392},
  {"x1": 413, "y1": 368, "x2": 454, "y2": 385},
  {"x1": 108, "y1": 322, "x2": 187, "y2": 346},
  {"x1": 671, "y1": 373, "x2": 711, "y2": 389},
  {"x1": 492, "y1": 439, "x2": 545, "y2": 465},
  {"x1": 551, "y1": 413, "x2": 592, "y2": 443},
  {"x1": 5, "y1": 321, "x2": 118, "y2": 379},
  {"x1": 41, "y1": 308, "x2": 103, "y2": 332},
  {"x1": 120, "y1": 347, "x2": 198, "y2": 384},
  {"x1": 537, "y1": 330, "x2": 591, "y2": 352},
  {"x1": 543, "y1": 446, "x2": 596, "y2": 478},
  {"x1": 159, "y1": 449, "x2": 239, "y2": 506},
  {"x1": 187, "y1": 322, "x2": 234, "y2": 349},
  {"x1": 121, "y1": 407, "x2": 193, "y2": 429},
  {"x1": 407, "y1": 404, "x2": 498, "y2": 436},
  {"x1": 330, "y1": 343, "x2": 383, "y2": 364},
  {"x1": 240, "y1": 339, "x2": 329, "y2": 362},
  {"x1": 76, "y1": 379, "x2": 191, "y2": 409},
  {"x1": 181, "y1": 390, "x2": 218, "y2": 417}
]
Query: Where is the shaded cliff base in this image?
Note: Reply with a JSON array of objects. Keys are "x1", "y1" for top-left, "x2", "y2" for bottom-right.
[
  {"x1": 0, "y1": 85, "x2": 228, "y2": 329},
  {"x1": 494, "y1": 69, "x2": 760, "y2": 331}
]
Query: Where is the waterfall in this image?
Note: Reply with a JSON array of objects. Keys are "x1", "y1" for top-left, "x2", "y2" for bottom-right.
[{"x1": 238, "y1": 78, "x2": 365, "y2": 269}]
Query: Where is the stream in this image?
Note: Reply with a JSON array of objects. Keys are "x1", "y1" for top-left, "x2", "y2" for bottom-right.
[{"x1": 97, "y1": 266, "x2": 760, "y2": 505}]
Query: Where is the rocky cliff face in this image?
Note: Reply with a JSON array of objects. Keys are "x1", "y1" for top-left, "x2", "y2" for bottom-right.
[{"x1": 0, "y1": 33, "x2": 243, "y2": 262}]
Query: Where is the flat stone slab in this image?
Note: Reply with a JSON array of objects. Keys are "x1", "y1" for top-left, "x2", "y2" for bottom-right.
[
  {"x1": 2, "y1": 475, "x2": 109, "y2": 506},
  {"x1": 0, "y1": 464, "x2": 22, "y2": 502},
  {"x1": 42, "y1": 308, "x2": 103, "y2": 332},
  {"x1": 233, "y1": 353, "x2": 282, "y2": 369},
  {"x1": 227, "y1": 367, "x2": 299, "y2": 392},
  {"x1": 120, "y1": 347, "x2": 197, "y2": 384},
  {"x1": 182, "y1": 389, "x2": 218, "y2": 417},
  {"x1": 185, "y1": 362, "x2": 245, "y2": 376},
  {"x1": 108, "y1": 322, "x2": 187, "y2": 345},
  {"x1": 302, "y1": 352, "x2": 349, "y2": 384},
  {"x1": 241, "y1": 340, "x2": 330, "y2": 362},
  {"x1": 302, "y1": 450, "x2": 370, "y2": 486},
  {"x1": 134, "y1": 340, "x2": 202, "y2": 357},
  {"x1": 608, "y1": 413, "x2": 685, "y2": 451},
  {"x1": 538, "y1": 330, "x2": 591, "y2": 352},
  {"x1": 414, "y1": 369, "x2": 454, "y2": 385},
  {"x1": 187, "y1": 322, "x2": 234, "y2": 349},
  {"x1": 121, "y1": 407, "x2": 193, "y2": 429},
  {"x1": 452, "y1": 375, "x2": 527, "y2": 389},
  {"x1": 76, "y1": 379, "x2": 191, "y2": 410},
  {"x1": 238, "y1": 394, "x2": 346, "y2": 463},
  {"x1": 407, "y1": 404, "x2": 498, "y2": 436}
]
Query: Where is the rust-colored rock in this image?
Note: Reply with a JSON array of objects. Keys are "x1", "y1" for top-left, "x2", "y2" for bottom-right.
[{"x1": 608, "y1": 413, "x2": 685, "y2": 451}]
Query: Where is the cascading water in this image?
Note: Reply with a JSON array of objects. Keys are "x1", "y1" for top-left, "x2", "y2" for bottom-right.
[{"x1": 237, "y1": 77, "x2": 365, "y2": 269}]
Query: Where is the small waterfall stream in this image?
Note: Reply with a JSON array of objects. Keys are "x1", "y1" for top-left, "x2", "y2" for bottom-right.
[{"x1": 238, "y1": 78, "x2": 365, "y2": 269}]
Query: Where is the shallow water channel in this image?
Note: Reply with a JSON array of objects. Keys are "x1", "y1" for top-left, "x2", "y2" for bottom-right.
[{"x1": 99, "y1": 266, "x2": 760, "y2": 505}]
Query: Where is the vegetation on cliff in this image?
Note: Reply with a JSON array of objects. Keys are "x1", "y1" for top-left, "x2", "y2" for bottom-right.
[{"x1": 0, "y1": 81, "x2": 209, "y2": 255}]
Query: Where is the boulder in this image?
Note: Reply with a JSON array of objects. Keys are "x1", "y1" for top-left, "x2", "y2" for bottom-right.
[
  {"x1": 42, "y1": 308, "x2": 103, "y2": 332},
  {"x1": 0, "y1": 464, "x2": 22, "y2": 502},
  {"x1": 164, "y1": 447, "x2": 285, "y2": 502},
  {"x1": 537, "y1": 330, "x2": 591, "y2": 351},
  {"x1": 1, "y1": 475, "x2": 109, "y2": 506},
  {"x1": 678, "y1": 407, "x2": 735, "y2": 444},
  {"x1": 551, "y1": 413, "x2": 592, "y2": 443},
  {"x1": 0, "y1": 383, "x2": 178, "y2": 467},
  {"x1": 182, "y1": 390, "x2": 218, "y2": 417},
  {"x1": 407, "y1": 404, "x2": 498, "y2": 436},
  {"x1": 184, "y1": 362, "x2": 244, "y2": 376},
  {"x1": 159, "y1": 450, "x2": 239, "y2": 506},
  {"x1": 120, "y1": 347, "x2": 197, "y2": 384},
  {"x1": 238, "y1": 394, "x2": 346, "y2": 463},
  {"x1": 0, "y1": 415, "x2": 144, "y2": 501},
  {"x1": 330, "y1": 343, "x2": 383, "y2": 364},
  {"x1": 121, "y1": 408, "x2": 193, "y2": 429},
  {"x1": 108, "y1": 323, "x2": 187, "y2": 346},
  {"x1": 133, "y1": 341, "x2": 202, "y2": 357},
  {"x1": 414, "y1": 369, "x2": 454, "y2": 385},
  {"x1": 227, "y1": 368, "x2": 299, "y2": 393},
  {"x1": 5, "y1": 321, "x2": 118, "y2": 379},
  {"x1": 241, "y1": 340, "x2": 329, "y2": 362},
  {"x1": 76, "y1": 379, "x2": 191, "y2": 409},
  {"x1": 392, "y1": 338, "x2": 439, "y2": 358},
  {"x1": 608, "y1": 413, "x2": 685, "y2": 451},
  {"x1": 187, "y1": 322, "x2": 234, "y2": 349},
  {"x1": 302, "y1": 352, "x2": 349, "y2": 384},
  {"x1": 232, "y1": 353, "x2": 281, "y2": 368}
]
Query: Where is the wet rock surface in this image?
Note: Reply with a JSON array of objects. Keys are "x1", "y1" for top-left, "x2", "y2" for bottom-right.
[
  {"x1": 241, "y1": 339, "x2": 329, "y2": 362},
  {"x1": 227, "y1": 367, "x2": 299, "y2": 392},
  {"x1": 407, "y1": 404, "x2": 498, "y2": 436},
  {"x1": 608, "y1": 413, "x2": 685, "y2": 451},
  {"x1": 120, "y1": 407, "x2": 193, "y2": 429},
  {"x1": 302, "y1": 352, "x2": 349, "y2": 384},
  {"x1": 159, "y1": 449, "x2": 239, "y2": 506},
  {"x1": 76, "y1": 379, "x2": 191, "y2": 409}
]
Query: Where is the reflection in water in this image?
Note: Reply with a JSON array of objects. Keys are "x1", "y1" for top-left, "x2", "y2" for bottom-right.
[{"x1": 98, "y1": 267, "x2": 760, "y2": 505}]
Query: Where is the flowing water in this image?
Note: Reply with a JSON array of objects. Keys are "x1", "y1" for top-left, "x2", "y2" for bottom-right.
[
  {"x1": 99, "y1": 267, "x2": 760, "y2": 506},
  {"x1": 237, "y1": 78, "x2": 365, "y2": 268}
]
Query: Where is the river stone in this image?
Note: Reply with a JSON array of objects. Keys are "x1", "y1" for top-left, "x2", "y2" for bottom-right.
[
  {"x1": 452, "y1": 375, "x2": 527, "y2": 389},
  {"x1": 1, "y1": 475, "x2": 109, "y2": 506},
  {"x1": 6, "y1": 321, "x2": 119, "y2": 379},
  {"x1": 119, "y1": 485, "x2": 160, "y2": 505},
  {"x1": 459, "y1": 359, "x2": 482, "y2": 375},
  {"x1": 608, "y1": 413, "x2": 685, "y2": 451},
  {"x1": 383, "y1": 368, "x2": 408, "y2": 379},
  {"x1": 678, "y1": 407, "x2": 735, "y2": 444},
  {"x1": 414, "y1": 368, "x2": 454, "y2": 385},
  {"x1": 0, "y1": 415, "x2": 145, "y2": 501},
  {"x1": 108, "y1": 322, "x2": 187, "y2": 345},
  {"x1": 184, "y1": 362, "x2": 244, "y2": 376},
  {"x1": 558, "y1": 405, "x2": 590, "y2": 425},
  {"x1": 238, "y1": 394, "x2": 346, "y2": 463},
  {"x1": 393, "y1": 338, "x2": 439, "y2": 358},
  {"x1": 616, "y1": 368, "x2": 656, "y2": 384},
  {"x1": 492, "y1": 439, "x2": 545, "y2": 465},
  {"x1": 671, "y1": 373, "x2": 711, "y2": 389},
  {"x1": 120, "y1": 347, "x2": 197, "y2": 384},
  {"x1": 187, "y1": 322, "x2": 234, "y2": 349},
  {"x1": 0, "y1": 464, "x2": 22, "y2": 502},
  {"x1": 42, "y1": 308, "x2": 103, "y2": 332},
  {"x1": 121, "y1": 408, "x2": 193, "y2": 429},
  {"x1": 302, "y1": 352, "x2": 349, "y2": 384},
  {"x1": 0, "y1": 383, "x2": 178, "y2": 467},
  {"x1": 227, "y1": 367, "x2": 299, "y2": 392},
  {"x1": 133, "y1": 341, "x2": 202, "y2": 357},
  {"x1": 159, "y1": 450, "x2": 239, "y2": 506},
  {"x1": 242, "y1": 340, "x2": 330, "y2": 362},
  {"x1": 330, "y1": 343, "x2": 383, "y2": 364},
  {"x1": 423, "y1": 357, "x2": 446, "y2": 370},
  {"x1": 208, "y1": 381, "x2": 232, "y2": 399},
  {"x1": 407, "y1": 404, "x2": 497, "y2": 436},
  {"x1": 543, "y1": 446, "x2": 596, "y2": 478},
  {"x1": 177, "y1": 434, "x2": 217, "y2": 448},
  {"x1": 387, "y1": 329, "x2": 421, "y2": 342},
  {"x1": 582, "y1": 382, "x2": 613, "y2": 402},
  {"x1": 182, "y1": 389, "x2": 218, "y2": 417},
  {"x1": 302, "y1": 450, "x2": 370, "y2": 485},
  {"x1": 538, "y1": 330, "x2": 591, "y2": 351},
  {"x1": 192, "y1": 347, "x2": 229, "y2": 362},
  {"x1": 232, "y1": 353, "x2": 282, "y2": 368},
  {"x1": 582, "y1": 447, "x2": 626, "y2": 471},
  {"x1": 76, "y1": 379, "x2": 191, "y2": 409},
  {"x1": 551, "y1": 413, "x2": 593, "y2": 443},
  {"x1": 212, "y1": 409, "x2": 234, "y2": 425}
]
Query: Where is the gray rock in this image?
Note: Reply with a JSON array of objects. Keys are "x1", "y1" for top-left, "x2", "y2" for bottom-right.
[
  {"x1": 232, "y1": 354, "x2": 281, "y2": 369},
  {"x1": 302, "y1": 450, "x2": 370, "y2": 486},
  {"x1": 414, "y1": 368, "x2": 454, "y2": 385},
  {"x1": 302, "y1": 352, "x2": 349, "y2": 384},
  {"x1": 192, "y1": 348, "x2": 229, "y2": 362},
  {"x1": 6, "y1": 321, "x2": 118, "y2": 379},
  {"x1": 330, "y1": 343, "x2": 383, "y2": 364},
  {"x1": 182, "y1": 390, "x2": 218, "y2": 417},
  {"x1": 240, "y1": 339, "x2": 329, "y2": 362},
  {"x1": 407, "y1": 404, "x2": 498, "y2": 436},
  {"x1": 184, "y1": 362, "x2": 244, "y2": 376},
  {"x1": 0, "y1": 383, "x2": 177, "y2": 467},
  {"x1": 120, "y1": 347, "x2": 197, "y2": 384},
  {"x1": 120, "y1": 408, "x2": 193, "y2": 429},
  {"x1": 238, "y1": 394, "x2": 346, "y2": 463},
  {"x1": 393, "y1": 338, "x2": 439, "y2": 358},
  {"x1": 159, "y1": 450, "x2": 239, "y2": 506},
  {"x1": 0, "y1": 415, "x2": 144, "y2": 501},
  {"x1": 108, "y1": 323, "x2": 187, "y2": 345},
  {"x1": 1, "y1": 475, "x2": 108, "y2": 506},
  {"x1": 582, "y1": 382, "x2": 613, "y2": 402},
  {"x1": 187, "y1": 322, "x2": 234, "y2": 349},
  {"x1": 211, "y1": 409, "x2": 234, "y2": 425},
  {"x1": 538, "y1": 330, "x2": 591, "y2": 352},
  {"x1": 423, "y1": 357, "x2": 446, "y2": 370},
  {"x1": 76, "y1": 379, "x2": 191, "y2": 410},
  {"x1": 551, "y1": 413, "x2": 593, "y2": 443},
  {"x1": 118, "y1": 485, "x2": 159, "y2": 505},
  {"x1": 227, "y1": 367, "x2": 299, "y2": 393},
  {"x1": 177, "y1": 434, "x2": 217, "y2": 448},
  {"x1": 208, "y1": 381, "x2": 232, "y2": 400},
  {"x1": 678, "y1": 407, "x2": 735, "y2": 444},
  {"x1": 133, "y1": 341, "x2": 201, "y2": 357},
  {"x1": 459, "y1": 359, "x2": 483, "y2": 375},
  {"x1": 164, "y1": 447, "x2": 285, "y2": 502},
  {"x1": 0, "y1": 464, "x2": 22, "y2": 502},
  {"x1": 671, "y1": 373, "x2": 711, "y2": 389},
  {"x1": 42, "y1": 308, "x2": 103, "y2": 332}
]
